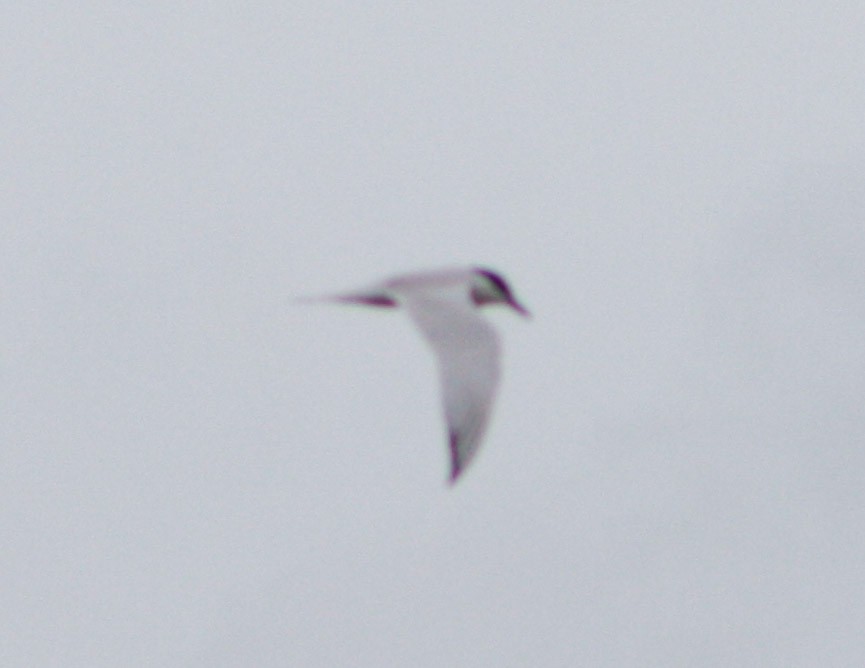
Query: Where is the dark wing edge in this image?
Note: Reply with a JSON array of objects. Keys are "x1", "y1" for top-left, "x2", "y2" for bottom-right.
[
  {"x1": 446, "y1": 407, "x2": 490, "y2": 485},
  {"x1": 448, "y1": 429, "x2": 462, "y2": 484}
]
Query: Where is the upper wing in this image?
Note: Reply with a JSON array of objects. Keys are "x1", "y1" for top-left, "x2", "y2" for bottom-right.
[{"x1": 403, "y1": 294, "x2": 501, "y2": 483}]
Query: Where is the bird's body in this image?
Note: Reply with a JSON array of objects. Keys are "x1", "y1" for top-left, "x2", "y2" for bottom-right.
[{"x1": 314, "y1": 267, "x2": 528, "y2": 483}]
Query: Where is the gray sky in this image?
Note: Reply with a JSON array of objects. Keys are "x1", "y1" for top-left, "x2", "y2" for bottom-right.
[{"x1": 3, "y1": 3, "x2": 865, "y2": 666}]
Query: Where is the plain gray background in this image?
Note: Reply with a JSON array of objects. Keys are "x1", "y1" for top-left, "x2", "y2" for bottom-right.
[{"x1": 3, "y1": 3, "x2": 865, "y2": 666}]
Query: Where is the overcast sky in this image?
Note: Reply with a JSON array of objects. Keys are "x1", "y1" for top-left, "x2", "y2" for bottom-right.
[{"x1": 3, "y1": 3, "x2": 865, "y2": 666}]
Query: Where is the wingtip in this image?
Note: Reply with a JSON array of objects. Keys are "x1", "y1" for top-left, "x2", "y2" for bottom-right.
[
  {"x1": 448, "y1": 467, "x2": 462, "y2": 486},
  {"x1": 448, "y1": 429, "x2": 462, "y2": 486}
]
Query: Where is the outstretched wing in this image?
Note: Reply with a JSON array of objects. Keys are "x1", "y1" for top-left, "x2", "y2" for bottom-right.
[{"x1": 403, "y1": 294, "x2": 501, "y2": 483}]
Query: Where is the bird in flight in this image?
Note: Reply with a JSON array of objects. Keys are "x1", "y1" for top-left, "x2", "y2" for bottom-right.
[{"x1": 307, "y1": 267, "x2": 529, "y2": 484}]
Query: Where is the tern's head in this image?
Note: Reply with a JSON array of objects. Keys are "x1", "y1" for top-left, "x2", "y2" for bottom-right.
[{"x1": 471, "y1": 268, "x2": 530, "y2": 317}]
